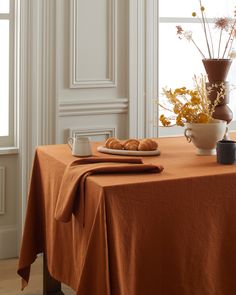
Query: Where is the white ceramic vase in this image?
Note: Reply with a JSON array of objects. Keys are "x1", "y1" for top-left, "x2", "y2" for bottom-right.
[{"x1": 184, "y1": 119, "x2": 227, "y2": 155}]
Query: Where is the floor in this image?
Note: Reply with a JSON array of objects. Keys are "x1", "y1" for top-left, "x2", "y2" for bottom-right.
[{"x1": 0, "y1": 256, "x2": 75, "y2": 295}]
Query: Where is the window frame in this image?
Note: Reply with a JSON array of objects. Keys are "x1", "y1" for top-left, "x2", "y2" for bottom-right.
[{"x1": 0, "y1": 0, "x2": 18, "y2": 148}]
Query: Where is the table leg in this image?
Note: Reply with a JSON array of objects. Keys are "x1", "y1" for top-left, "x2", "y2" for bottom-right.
[{"x1": 43, "y1": 255, "x2": 65, "y2": 295}]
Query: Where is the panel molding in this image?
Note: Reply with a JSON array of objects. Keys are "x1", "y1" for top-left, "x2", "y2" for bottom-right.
[
  {"x1": 0, "y1": 225, "x2": 17, "y2": 258},
  {"x1": 0, "y1": 167, "x2": 5, "y2": 215},
  {"x1": 68, "y1": 126, "x2": 117, "y2": 141},
  {"x1": 70, "y1": 0, "x2": 117, "y2": 88},
  {"x1": 59, "y1": 98, "x2": 128, "y2": 116}
]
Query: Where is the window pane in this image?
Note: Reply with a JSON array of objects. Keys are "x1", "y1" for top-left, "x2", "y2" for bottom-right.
[
  {"x1": 159, "y1": 1, "x2": 197, "y2": 18},
  {"x1": 0, "y1": 0, "x2": 10, "y2": 13},
  {"x1": 0, "y1": 20, "x2": 9, "y2": 136},
  {"x1": 159, "y1": 0, "x2": 236, "y2": 18},
  {"x1": 159, "y1": 23, "x2": 206, "y2": 90}
]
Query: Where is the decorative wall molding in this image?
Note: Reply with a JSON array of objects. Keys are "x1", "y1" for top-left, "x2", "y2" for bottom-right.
[
  {"x1": 59, "y1": 98, "x2": 128, "y2": 116},
  {"x1": 0, "y1": 225, "x2": 17, "y2": 258},
  {"x1": 68, "y1": 126, "x2": 116, "y2": 141},
  {"x1": 0, "y1": 167, "x2": 5, "y2": 215},
  {"x1": 70, "y1": 0, "x2": 117, "y2": 88},
  {"x1": 129, "y1": 0, "x2": 158, "y2": 138}
]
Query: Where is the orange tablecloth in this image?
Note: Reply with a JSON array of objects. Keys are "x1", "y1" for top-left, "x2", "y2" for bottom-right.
[{"x1": 18, "y1": 135, "x2": 236, "y2": 295}]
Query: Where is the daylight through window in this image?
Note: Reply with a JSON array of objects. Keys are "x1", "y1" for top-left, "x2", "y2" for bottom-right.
[{"x1": 158, "y1": 0, "x2": 236, "y2": 135}]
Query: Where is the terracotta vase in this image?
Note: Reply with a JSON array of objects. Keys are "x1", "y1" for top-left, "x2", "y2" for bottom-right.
[{"x1": 202, "y1": 58, "x2": 233, "y2": 124}]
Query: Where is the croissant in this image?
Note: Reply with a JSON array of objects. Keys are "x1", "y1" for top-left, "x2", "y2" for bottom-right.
[
  {"x1": 105, "y1": 137, "x2": 124, "y2": 150},
  {"x1": 138, "y1": 139, "x2": 158, "y2": 151},
  {"x1": 105, "y1": 137, "x2": 115, "y2": 148},
  {"x1": 123, "y1": 139, "x2": 140, "y2": 151}
]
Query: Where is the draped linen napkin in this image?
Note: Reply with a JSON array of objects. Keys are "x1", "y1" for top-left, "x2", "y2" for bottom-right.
[{"x1": 54, "y1": 157, "x2": 164, "y2": 223}]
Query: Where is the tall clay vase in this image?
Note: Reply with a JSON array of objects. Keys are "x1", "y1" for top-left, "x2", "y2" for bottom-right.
[{"x1": 202, "y1": 59, "x2": 233, "y2": 124}]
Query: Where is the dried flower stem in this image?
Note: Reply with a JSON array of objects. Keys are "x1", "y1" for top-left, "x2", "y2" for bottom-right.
[
  {"x1": 177, "y1": 3, "x2": 236, "y2": 59},
  {"x1": 227, "y1": 38, "x2": 234, "y2": 58},
  {"x1": 222, "y1": 19, "x2": 236, "y2": 58},
  {"x1": 199, "y1": 0, "x2": 212, "y2": 58},
  {"x1": 199, "y1": 77, "x2": 208, "y2": 114},
  {"x1": 205, "y1": 14, "x2": 214, "y2": 58},
  {"x1": 218, "y1": 30, "x2": 223, "y2": 58},
  {"x1": 191, "y1": 38, "x2": 206, "y2": 58},
  {"x1": 158, "y1": 103, "x2": 173, "y2": 113}
]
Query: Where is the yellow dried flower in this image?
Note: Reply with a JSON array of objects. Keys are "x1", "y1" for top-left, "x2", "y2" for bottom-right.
[
  {"x1": 190, "y1": 95, "x2": 201, "y2": 105},
  {"x1": 176, "y1": 115, "x2": 184, "y2": 127},
  {"x1": 159, "y1": 75, "x2": 225, "y2": 127},
  {"x1": 159, "y1": 114, "x2": 171, "y2": 127},
  {"x1": 174, "y1": 87, "x2": 187, "y2": 95},
  {"x1": 173, "y1": 103, "x2": 181, "y2": 114},
  {"x1": 196, "y1": 113, "x2": 209, "y2": 123},
  {"x1": 192, "y1": 12, "x2": 197, "y2": 17},
  {"x1": 189, "y1": 90, "x2": 198, "y2": 96}
]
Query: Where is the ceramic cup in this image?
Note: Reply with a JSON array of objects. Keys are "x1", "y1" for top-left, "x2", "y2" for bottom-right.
[
  {"x1": 216, "y1": 140, "x2": 236, "y2": 164},
  {"x1": 184, "y1": 119, "x2": 227, "y2": 155},
  {"x1": 67, "y1": 136, "x2": 92, "y2": 157}
]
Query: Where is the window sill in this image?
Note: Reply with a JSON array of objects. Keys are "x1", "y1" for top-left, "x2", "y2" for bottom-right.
[{"x1": 0, "y1": 147, "x2": 19, "y2": 155}]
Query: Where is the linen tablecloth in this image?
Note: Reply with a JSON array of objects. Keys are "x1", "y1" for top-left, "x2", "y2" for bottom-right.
[{"x1": 18, "y1": 135, "x2": 236, "y2": 295}]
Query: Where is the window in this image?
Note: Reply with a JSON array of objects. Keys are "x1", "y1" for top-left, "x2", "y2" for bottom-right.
[
  {"x1": 158, "y1": 0, "x2": 236, "y2": 136},
  {"x1": 0, "y1": 0, "x2": 16, "y2": 147}
]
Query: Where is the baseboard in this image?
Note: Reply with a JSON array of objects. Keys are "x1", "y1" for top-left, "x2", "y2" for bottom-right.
[{"x1": 0, "y1": 225, "x2": 18, "y2": 259}]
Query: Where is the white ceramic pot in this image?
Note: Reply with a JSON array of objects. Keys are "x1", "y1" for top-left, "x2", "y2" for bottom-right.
[
  {"x1": 67, "y1": 136, "x2": 92, "y2": 156},
  {"x1": 184, "y1": 119, "x2": 227, "y2": 155}
]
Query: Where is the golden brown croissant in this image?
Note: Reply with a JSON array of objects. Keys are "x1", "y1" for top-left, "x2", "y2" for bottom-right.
[
  {"x1": 138, "y1": 139, "x2": 158, "y2": 151},
  {"x1": 105, "y1": 137, "x2": 115, "y2": 148},
  {"x1": 104, "y1": 137, "x2": 123, "y2": 150},
  {"x1": 123, "y1": 139, "x2": 140, "y2": 151}
]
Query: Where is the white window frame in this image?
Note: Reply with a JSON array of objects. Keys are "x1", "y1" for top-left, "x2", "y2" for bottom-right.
[
  {"x1": 129, "y1": 0, "x2": 158, "y2": 139},
  {"x1": 0, "y1": 0, "x2": 18, "y2": 148}
]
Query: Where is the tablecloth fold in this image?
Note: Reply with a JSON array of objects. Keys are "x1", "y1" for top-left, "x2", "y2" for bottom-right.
[{"x1": 54, "y1": 157, "x2": 164, "y2": 223}]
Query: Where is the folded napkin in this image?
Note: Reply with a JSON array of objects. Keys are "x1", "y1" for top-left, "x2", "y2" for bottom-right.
[{"x1": 55, "y1": 157, "x2": 164, "y2": 223}]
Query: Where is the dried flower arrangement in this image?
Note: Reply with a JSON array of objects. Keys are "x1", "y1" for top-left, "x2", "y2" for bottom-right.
[
  {"x1": 176, "y1": 0, "x2": 236, "y2": 59},
  {"x1": 159, "y1": 75, "x2": 226, "y2": 127}
]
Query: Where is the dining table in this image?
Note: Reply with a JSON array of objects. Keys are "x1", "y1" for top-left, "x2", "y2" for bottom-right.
[{"x1": 17, "y1": 134, "x2": 236, "y2": 295}]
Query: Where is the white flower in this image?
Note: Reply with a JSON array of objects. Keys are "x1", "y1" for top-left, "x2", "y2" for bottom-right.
[
  {"x1": 229, "y1": 49, "x2": 236, "y2": 59},
  {"x1": 183, "y1": 31, "x2": 193, "y2": 41}
]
